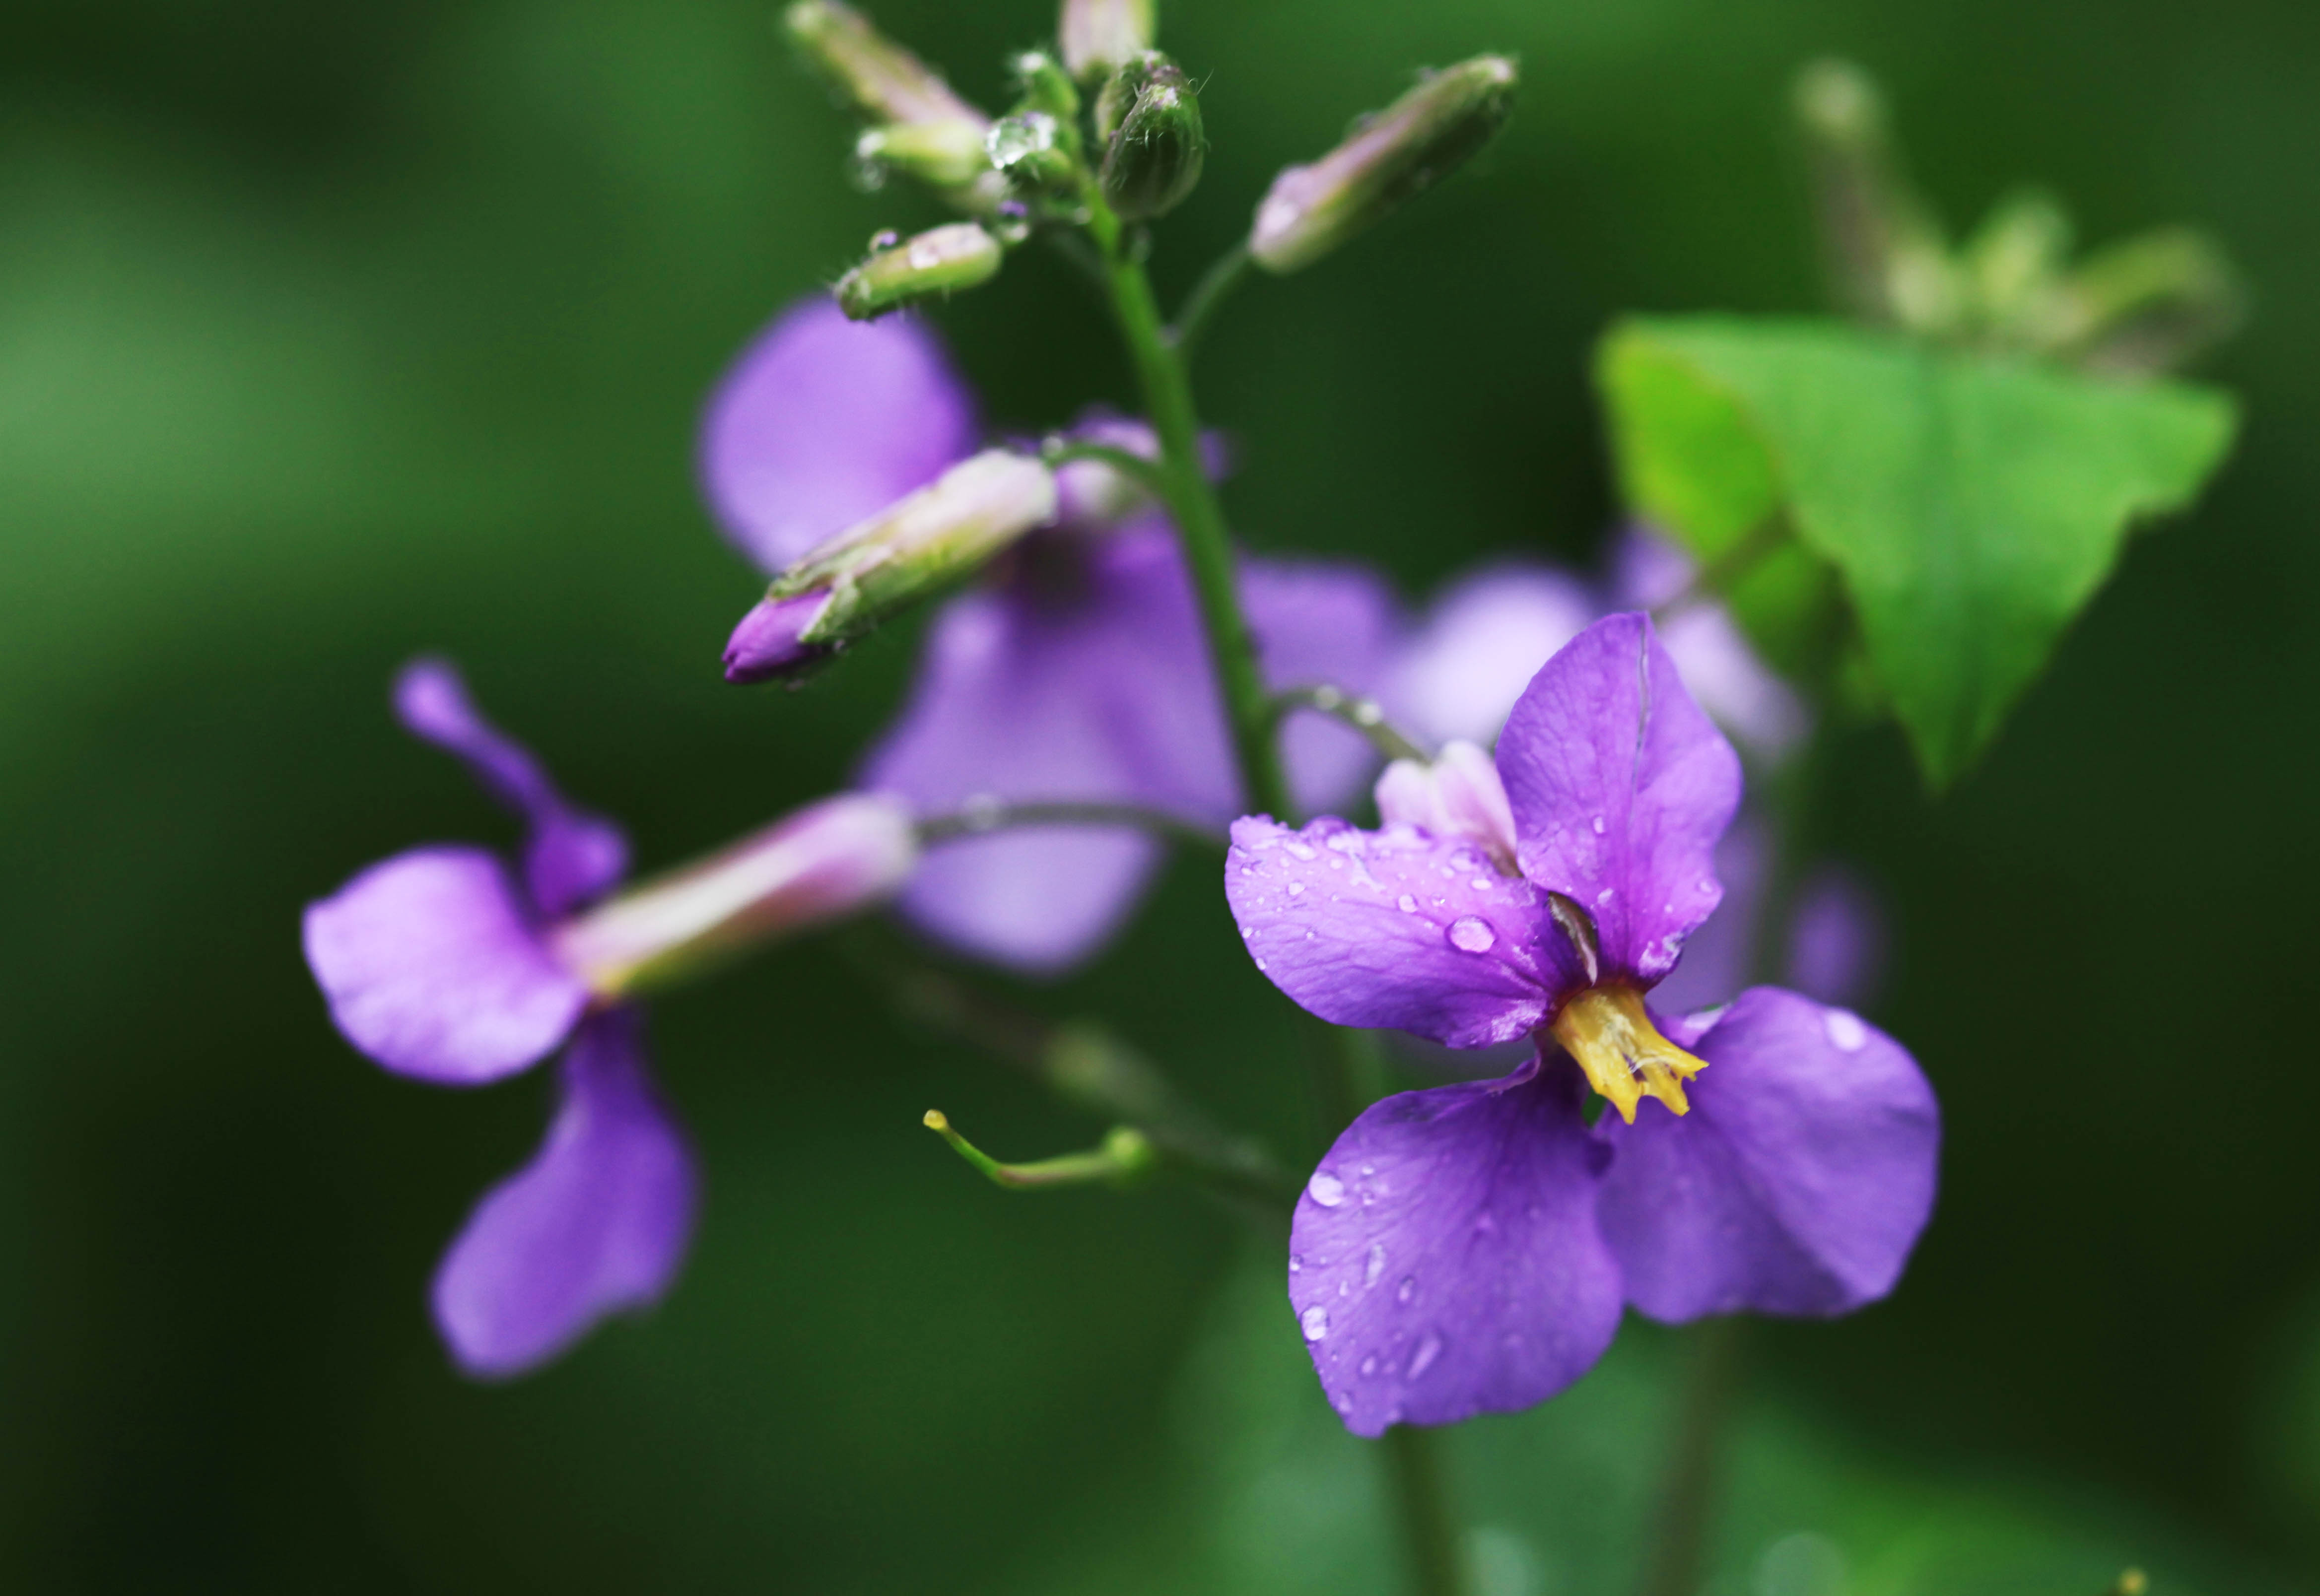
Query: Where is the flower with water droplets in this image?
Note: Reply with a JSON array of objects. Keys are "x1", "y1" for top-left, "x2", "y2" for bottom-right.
[
  {"x1": 701, "y1": 295, "x2": 1399, "y2": 974},
  {"x1": 302, "y1": 660, "x2": 916, "y2": 1375},
  {"x1": 1226, "y1": 613, "x2": 1939, "y2": 1435}
]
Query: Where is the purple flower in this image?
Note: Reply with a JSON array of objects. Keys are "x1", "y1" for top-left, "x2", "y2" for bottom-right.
[
  {"x1": 1226, "y1": 614, "x2": 1938, "y2": 1435},
  {"x1": 304, "y1": 661, "x2": 916, "y2": 1375},
  {"x1": 701, "y1": 297, "x2": 1396, "y2": 973}
]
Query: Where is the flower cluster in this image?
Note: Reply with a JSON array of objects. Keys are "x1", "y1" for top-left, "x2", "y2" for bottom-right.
[{"x1": 299, "y1": 0, "x2": 1941, "y2": 1459}]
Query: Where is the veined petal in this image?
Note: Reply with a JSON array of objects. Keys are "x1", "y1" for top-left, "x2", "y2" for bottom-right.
[
  {"x1": 431, "y1": 1010, "x2": 699, "y2": 1378},
  {"x1": 1386, "y1": 561, "x2": 1595, "y2": 749},
  {"x1": 699, "y1": 297, "x2": 976, "y2": 573},
  {"x1": 1225, "y1": 816, "x2": 1571, "y2": 1046},
  {"x1": 1595, "y1": 987, "x2": 1940, "y2": 1320},
  {"x1": 393, "y1": 659, "x2": 627, "y2": 917},
  {"x1": 1499, "y1": 612, "x2": 1742, "y2": 984},
  {"x1": 1290, "y1": 1062, "x2": 1623, "y2": 1436},
  {"x1": 303, "y1": 847, "x2": 588, "y2": 1084}
]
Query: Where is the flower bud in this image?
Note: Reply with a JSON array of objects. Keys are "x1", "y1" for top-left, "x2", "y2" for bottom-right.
[
  {"x1": 1060, "y1": 0, "x2": 1155, "y2": 82},
  {"x1": 722, "y1": 591, "x2": 839, "y2": 684},
  {"x1": 854, "y1": 119, "x2": 992, "y2": 191},
  {"x1": 1100, "y1": 60, "x2": 1204, "y2": 221},
  {"x1": 1249, "y1": 55, "x2": 1517, "y2": 274},
  {"x1": 836, "y1": 223, "x2": 1003, "y2": 320},
  {"x1": 733, "y1": 450, "x2": 1057, "y2": 678},
  {"x1": 1373, "y1": 739, "x2": 1517, "y2": 874},
  {"x1": 553, "y1": 794, "x2": 918, "y2": 996},
  {"x1": 785, "y1": 1, "x2": 983, "y2": 130}
]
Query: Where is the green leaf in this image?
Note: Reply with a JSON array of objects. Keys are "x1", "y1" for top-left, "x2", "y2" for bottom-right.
[{"x1": 1598, "y1": 316, "x2": 2239, "y2": 785}]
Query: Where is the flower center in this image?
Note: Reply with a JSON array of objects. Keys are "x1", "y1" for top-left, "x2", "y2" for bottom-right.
[{"x1": 1548, "y1": 985, "x2": 1707, "y2": 1124}]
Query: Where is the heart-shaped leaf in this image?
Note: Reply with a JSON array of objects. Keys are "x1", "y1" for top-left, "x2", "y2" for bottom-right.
[{"x1": 1598, "y1": 316, "x2": 2238, "y2": 785}]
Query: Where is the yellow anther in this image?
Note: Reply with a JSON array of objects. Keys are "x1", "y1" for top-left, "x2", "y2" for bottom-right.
[{"x1": 1549, "y1": 985, "x2": 1707, "y2": 1124}]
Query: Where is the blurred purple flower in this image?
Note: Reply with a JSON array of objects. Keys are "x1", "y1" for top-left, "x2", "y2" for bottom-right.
[
  {"x1": 1386, "y1": 530, "x2": 1805, "y2": 764},
  {"x1": 701, "y1": 297, "x2": 1394, "y2": 974},
  {"x1": 1226, "y1": 614, "x2": 1938, "y2": 1436},
  {"x1": 304, "y1": 662, "x2": 916, "y2": 1376}
]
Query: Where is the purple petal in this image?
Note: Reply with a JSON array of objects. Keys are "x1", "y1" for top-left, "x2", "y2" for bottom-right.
[
  {"x1": 1387, "y1": 561, "x2": 1595, "y2": 749},
  {"x1": 1610, "y1": 529, "x2": 1808, "y2": 762},
  {"x1": 722, "y1": 592, "x2": 838, "y2": 683},
  {"x1": 1290, "y1": 1061, "x2": 1624, "y2": 1436},
  {"x1": 1594, "y1": 987, "x2": 1940, "y2": 1320},
  {"x1": 1784, "y1": 865, "x2": 1886, "y2": 1008},
  {"x1": 303, "y1": 847, "x2": 589, "y2": 1084},
  {"x1": 431, "y1": 1010, "x2": 698, "y2": 1378},
  {"x1": 699, "y1": 297, "x2": 976, "y2": 573},
  {"x1": 393, "y1": 659, "x2": 627, "y2": 916},
  {"x1": 1225, "y1": 815, "x2": 1574, "y2": 1047},
  {"x1": 1242, "y1": 555, "x2": 1403, "y2": 814},
  {"x1": 862, "y1": 529, "x2": 1207, "y2": 972},
  {"x1": 1498, "y1": 613, "x2": 1743, "y2": 985}
]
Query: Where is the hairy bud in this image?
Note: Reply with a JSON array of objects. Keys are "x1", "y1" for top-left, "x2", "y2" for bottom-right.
[
  {"x1": 835, "y1": 223, "x2": 1004, "y2": 320},
  {"x1": 1249, "y1": 55, "x2": 1517, "y2": 274},
  {"x1": 1100, "y1": 57, "x2": 1204, "y2": 221},
  {"x1": 727, "y1": 451, "x2": 1058, "y2": 681},
  {"x1": 785, "y1": 1, "x2": 981, "y2": 129},
  {"x1": 1060, "y1": 0, "x2": 1155, "y2": 82}
]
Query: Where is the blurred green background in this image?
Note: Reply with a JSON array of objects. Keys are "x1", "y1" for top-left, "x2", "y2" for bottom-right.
[{"x1": 3, "y1": 0, "x2": 2317, "y2": 1589}]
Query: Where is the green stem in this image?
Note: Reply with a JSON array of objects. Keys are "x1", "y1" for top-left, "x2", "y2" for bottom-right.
[
  {"x1": 1089, "y1": 202, "x2": 1293, "y2": 822},
  {"x1": 1165, "y1": 240, "x2": 1254, "y2": 358},
  {"x1": 916, "y1": 798, "x2": 1222, "y2": 855},
  {"x1": 1635, "y1": 1318, "x2": 1746, "y2": 1596},
  {"x1": 1085, "y1": 200, "x2": 1465, "y2": 1596},
  {"x1": 1384, "y1": 1425, "x2": 1471, "y2": 1596},
  {"x1": 1272, "y1": 684, "x2": 1433, "y2": 764}
]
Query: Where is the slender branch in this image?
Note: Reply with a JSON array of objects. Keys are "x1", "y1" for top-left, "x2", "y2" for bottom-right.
[
  {"x1": 1649, "y1": 510, "x2": 1794, "y2": 625},
  {"x1": 1383, "y1": 1425, "x2": 1471, "y2": 1596},
  {"x1": 916, "y1": 797, "x2": 1223, "y2": 854},
  {"x1": 1086, "y1": 198, "x2": 1294, "y2": 823},
  {"x1": 1272, "y1": 684, "x2": 1432, "y2": 765},
  {"x1": 877, "y1": 947, "x2": 1299, "y2": 1211},
  {"x1": 1164, "y1": 240, "x2": 1254, "y2": 358},
  {"x1": 922, "y1": 1112, "x2": 1157, "y2": 1190}
]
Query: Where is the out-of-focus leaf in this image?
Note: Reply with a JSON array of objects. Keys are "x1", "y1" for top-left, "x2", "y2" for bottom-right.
[
  {"x1": 1597, "y1": 317, "x2": 2238, "y2": 785},
  {"x1": 1009, "y1": 1249, "x2": 2287, "y2": 1596}
]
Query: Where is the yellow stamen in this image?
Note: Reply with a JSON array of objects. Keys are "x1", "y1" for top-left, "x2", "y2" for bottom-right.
[{"x1": 1549, "y1": 986, "x2": 1707, "y2": 1124}]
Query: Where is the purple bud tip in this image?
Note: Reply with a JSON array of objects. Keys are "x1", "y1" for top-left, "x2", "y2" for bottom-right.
[{"x1": 723, "y1": 593, "x2": 833, "y2": 684}]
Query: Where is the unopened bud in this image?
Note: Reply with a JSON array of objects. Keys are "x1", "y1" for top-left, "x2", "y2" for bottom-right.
[
  {"x1": 733, "y1": 451, "x2": 1056, "y2": 675},
  {"x1": 854, "y1": 119, "x2": 992, "y2": 191},
  {"x1": 1250, "y1": 55, "x2": 1517, "y2": 274},
  {"x1": 723, "y1": 591, "x2": 839, "y2": 684},
  {"x1": 1374, "y1": 740, "x2": 1518, "y2": 874},
  {"x1": 1060, "y1": 0, "x2": 1155, "y2": 82},
  {"x1": 836, "y1": 223, "x2": 1003, "y2": 320},
  {"x1": 553, "y1": 793, "x2": 918, "y2": 996},
  {"x1": 1100, "y1": 59, "x2": 1204, "y2": 221},
  {"x1": 785, "y1": 1, "x2": 983, "y2": 130}
]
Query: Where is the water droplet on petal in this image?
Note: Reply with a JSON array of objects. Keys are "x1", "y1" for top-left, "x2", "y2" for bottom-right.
[
  {"x1": 1396, "y1": 1276, "x2": 1415, "y2": 1304},
  {"x1": 1823, "y1": 1009, "x2": 1869, "y2": 1052},
  {"x1": 1365, "y1": 1242, "x2": 1387, "y2": 1288},
  {"x1": 1289, "y1": 1254, "x2": 1302, "y2": 1272},
  {"x1": 1407, "y1": 1332, "x2": 1443, "y2": 1379},
  {"x1": 1398, "y1": 894, "x2": 1418, "y2": 913},
  {"x1": 1287, "y1": 882, "x2": 1306, "y2": 896},
  {"x1": 1286, "y1": 842, "x2": 1318, "y2": 862},
  {"x1": 1307, "y1": 1170, "x2": 1346, "y2": 1207},
  {"x1": 1591, "y1": 815, "x2": 1607, "y2": 835},
  {"x1": 1300, "y1": 1306, "x2": 1330, "y2": 1341},
  {"x1": 1447, "y1": 916, "x2": 1496, "y2": 953},
  {"x1": 1360, "y1": 1356, "x2": 1377, "y2": 1377}
]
